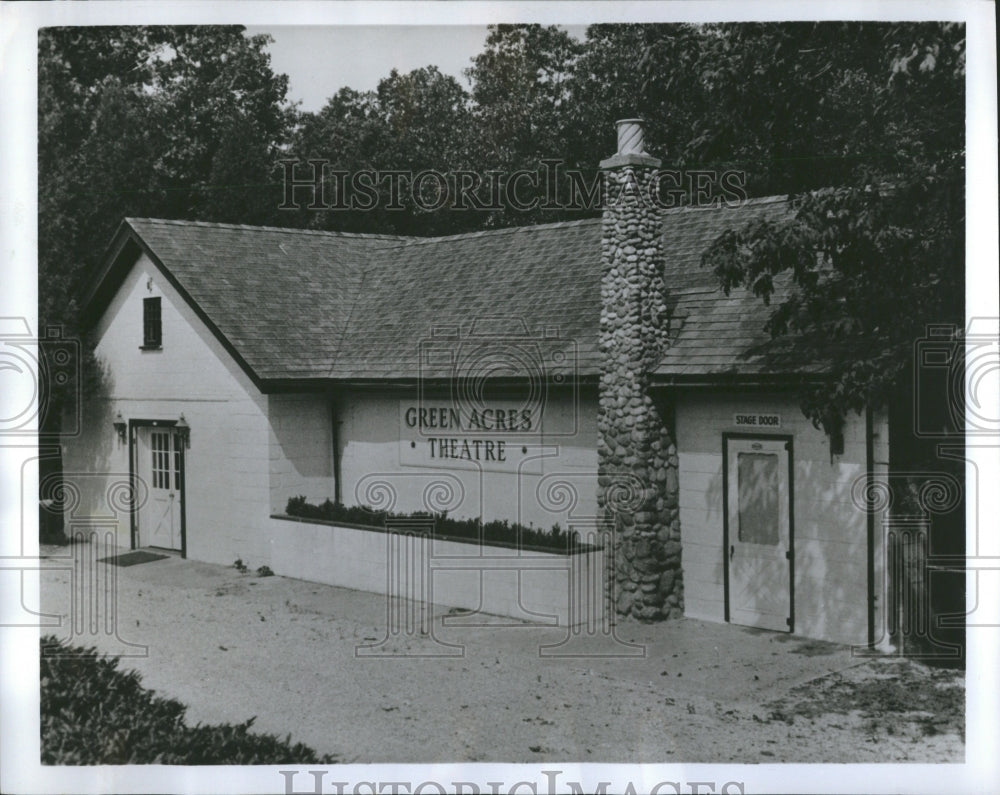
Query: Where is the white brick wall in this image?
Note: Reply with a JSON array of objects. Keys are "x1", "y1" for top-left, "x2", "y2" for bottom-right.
[{"x1": 676, "y1": 391, "x2": 878, "y2": 644}]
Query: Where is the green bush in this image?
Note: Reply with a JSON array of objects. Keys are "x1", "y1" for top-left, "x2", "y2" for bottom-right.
[
  {"x1": 40, "y1": 636, "x2": 334, "y2": 764},
  {"x1": 284, "y1": 496, "x2": 584, "y2": 552}
]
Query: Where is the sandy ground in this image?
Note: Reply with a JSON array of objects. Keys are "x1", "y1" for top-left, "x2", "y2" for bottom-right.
[{"x1": 38, "y1": 543, "x2": 964, "y2": 763}]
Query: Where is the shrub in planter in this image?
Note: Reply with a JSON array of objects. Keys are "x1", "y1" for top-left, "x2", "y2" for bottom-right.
[{"x1": 284, "y1": 497, "x2": 584, "y2": 552}]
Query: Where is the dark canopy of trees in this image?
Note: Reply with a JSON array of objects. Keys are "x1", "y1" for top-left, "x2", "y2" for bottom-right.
[{"x1": 39, "y1": 22, "x2": 965, "y2": 436}]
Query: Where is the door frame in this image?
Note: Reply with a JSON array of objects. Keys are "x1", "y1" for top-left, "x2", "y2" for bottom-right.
[
  {"x1": 721, "y1": 432, "x2": 795, "y2": 632},
  {"x1": 128, "y1": 418, "x2": 187, "y2": 558}
]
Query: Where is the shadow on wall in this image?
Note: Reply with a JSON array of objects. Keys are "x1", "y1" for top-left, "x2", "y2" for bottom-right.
[
  {"x1": 705, "y1": 467, "x2": 725, "y2": 596},
  {"x1": 695, "y1": 450, "x2": 965, "y2": 657},
  {"x1": 699, "y1": 460, "x2": 866, "y2": 642},
  {"x1": 43, "y1": 356, "x2": 123, "y2": 541},
  {"x1": 267, "y1": 395, "x2": 334, "y2": 513}
]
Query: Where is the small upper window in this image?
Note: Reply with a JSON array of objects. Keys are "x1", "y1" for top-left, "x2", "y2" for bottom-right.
[{"x1": 142, "y1": 297, "x2": 162, "y2": 349}]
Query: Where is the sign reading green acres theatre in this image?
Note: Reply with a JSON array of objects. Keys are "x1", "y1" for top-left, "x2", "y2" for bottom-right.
[{"x1": 399, "y1": 402, "x2": 542, "y2": 473}]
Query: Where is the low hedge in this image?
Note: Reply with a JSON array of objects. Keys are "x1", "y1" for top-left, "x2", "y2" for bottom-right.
[
  {"x1": 40, "y1": 636, "x2": 333, "y2": 764},
  {"x1": 286, "y1": 496, "x2": 578, "y2": 552}
]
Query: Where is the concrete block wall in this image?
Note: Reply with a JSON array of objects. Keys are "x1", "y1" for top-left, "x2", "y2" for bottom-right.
[{"x1": 265, "y1": 516, "x2": 605, "y2": 627}]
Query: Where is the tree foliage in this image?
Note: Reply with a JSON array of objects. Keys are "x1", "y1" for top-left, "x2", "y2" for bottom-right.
[
  {"x1": 285, "y1": 67, "x2": 478, "y2": 235},
  {"x1": 38, "y1": 26, "x2": 293, "y2": 333},
  {"x1": 466, "y1": 25, "x2": 583, "y2": 167},
  {"x1": 695, "y1": 22, "x2": 965, "y2": 432}
]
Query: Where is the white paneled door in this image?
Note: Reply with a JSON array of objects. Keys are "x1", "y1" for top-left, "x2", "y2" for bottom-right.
[
  {"x1": 135, "y1": 426, "x2": 183, "y2": 551},
  {"x1": 725, "y1": 436, "x2": 792, "y2": 632}
]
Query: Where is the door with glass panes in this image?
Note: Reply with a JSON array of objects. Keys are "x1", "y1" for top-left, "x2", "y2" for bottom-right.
[
  {"x1": 725, "y1": 436, "x2": 792, "y2": 632},
  {"x1": 135, "y1": 426, "x2": 184, "y2": 551}
]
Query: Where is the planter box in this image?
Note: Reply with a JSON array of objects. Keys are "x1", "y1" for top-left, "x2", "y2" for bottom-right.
[{"x1": 268, "y1": 514, "x2": 606, "y2": 627}]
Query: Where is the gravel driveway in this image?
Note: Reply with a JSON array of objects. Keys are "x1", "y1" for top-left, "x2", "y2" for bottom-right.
[{"x1": 39, "y1": 543, "x2": 964, "y2": 763}]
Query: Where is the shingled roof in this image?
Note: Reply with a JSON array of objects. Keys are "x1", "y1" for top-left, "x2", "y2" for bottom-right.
[
  {"x1": 111, "y1": 219, "x2": 396, "y2": 380},
  {"x1": 89, "y1": 196, "x2": 816, "y2": 387},
  {"x1": 655, "y1": 195, "x2": 825, "y2": 380}
]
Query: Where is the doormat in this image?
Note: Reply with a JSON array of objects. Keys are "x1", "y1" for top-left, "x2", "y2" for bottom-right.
[{"x1": 98, "y1": 550, "x2": 169, "y2": 567}]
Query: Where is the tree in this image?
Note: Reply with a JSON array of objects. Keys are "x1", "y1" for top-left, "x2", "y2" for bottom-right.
[
  {"x1": 466, "y1": 24, "x2": 583, "y2": 168},
  {"x1": 567, "y1": 24, "x2": 708, "y2": 171},
  {"x1": 681, "y1": 22, "x2": 965, "y2": 437},
  {"x1": 285, "y1": 67, "x2": 479, "y2": 236},
  {"x1": 141, "y1": 27, "x2": 294, "y2": 223},
  {"x1": 39, "y1": 28, "x2": 155, "y2": 333},
  {"x1": 464, "y1": 24, "x2": 586, "y2": 226},
  {"x1": 38, "y1": 26, "x2": 294, "y2": 335}
]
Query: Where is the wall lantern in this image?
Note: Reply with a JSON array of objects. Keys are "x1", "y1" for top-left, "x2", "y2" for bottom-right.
[
  {"x1": 175, "y1": 413, "x2": 190, "y2": 448},
  {"x1": 113, "y1": 411, "x2": 127, "y2": 444}
]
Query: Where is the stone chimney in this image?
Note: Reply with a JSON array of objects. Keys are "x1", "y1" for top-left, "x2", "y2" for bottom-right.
[{"x1": 597, "y1": 118, "x2": 683, "y2": 621}]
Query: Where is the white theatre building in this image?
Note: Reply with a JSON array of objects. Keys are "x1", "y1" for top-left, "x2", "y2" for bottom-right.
[{"x1": 62, "y1": 121, "x2": 892, "y2": 645}]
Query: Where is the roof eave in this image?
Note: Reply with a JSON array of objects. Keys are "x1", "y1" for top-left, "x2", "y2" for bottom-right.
[
  {"x1": 79, "y1": 218, "x2": 140, "y2": 322},
  {"x1": 649, "y1": 371, "x2": 829, "y2": 389},
  {"x1": 80, "y1": 219, "x2": 265, "y2": 392},
  {"x1": 260, "y1": 374, "x2": 602, "y2": 394}
]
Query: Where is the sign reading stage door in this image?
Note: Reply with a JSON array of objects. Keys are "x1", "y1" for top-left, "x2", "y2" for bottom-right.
[
  {"x1": 733, "y1": 412, "x2": 781, "y2": 429},
  {"x1": 135, "y1": 426, "x2": 184, "y2": 551},
  {"x1": 725, "y1": 436, "x2": 792, "y2": 632}
]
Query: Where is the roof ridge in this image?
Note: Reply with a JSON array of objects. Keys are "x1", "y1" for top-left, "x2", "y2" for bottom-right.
[
  {"x1": 124, "y1": 193, "x2": 789, "y2": 246},
  {"x1": 124, "y1": 217, "x2": 412, "y2": 242},
  {"x1": 372, "y1": 216, "x2": 603, "y2": 250},
  {"x1": 660, "y1": 193, "x2": 791, "y2": 217}
]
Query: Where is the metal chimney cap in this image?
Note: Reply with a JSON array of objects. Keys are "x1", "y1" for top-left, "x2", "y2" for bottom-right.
[
  {"x1": 615, "y1": 119, "x2": 647, "y2": 156},
  {"x1": 600, "y1": 117, "x2": 661, "y2": 169}
]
